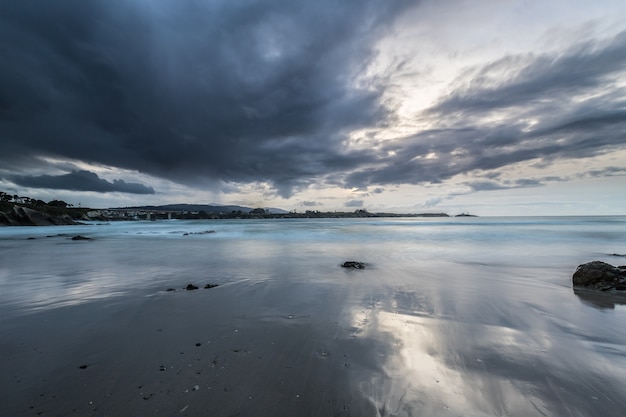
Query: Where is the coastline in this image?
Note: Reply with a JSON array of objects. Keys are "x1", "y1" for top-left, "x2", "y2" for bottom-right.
[
  {"x1": 0, "y1": 197, "x2": 466, "y2": 226},
  {"x1": 0, "y1": 205, "x2": 457, "y2": 226}
]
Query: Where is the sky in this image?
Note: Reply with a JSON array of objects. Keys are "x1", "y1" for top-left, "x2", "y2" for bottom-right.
[{"x1": 1, "y1": 0, "x2": 625, "y2": 215}]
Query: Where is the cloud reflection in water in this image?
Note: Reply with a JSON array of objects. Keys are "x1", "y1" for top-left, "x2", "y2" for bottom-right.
[{"x1": 349, "y1": 283, "x2": 626, "y2": 417}]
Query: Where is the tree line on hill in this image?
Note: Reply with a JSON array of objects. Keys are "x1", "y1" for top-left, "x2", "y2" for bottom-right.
[{"x1": 0, "y1": 191, "x2": 90, "y2": 225}]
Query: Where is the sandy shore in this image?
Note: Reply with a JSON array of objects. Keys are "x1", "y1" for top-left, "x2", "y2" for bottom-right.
[
  {"x1": 3, "y1": 266, "x2": 626, "y2": 416},
  {"x1": 0, "y1": 280, "x2": 384, "y2": 416}
]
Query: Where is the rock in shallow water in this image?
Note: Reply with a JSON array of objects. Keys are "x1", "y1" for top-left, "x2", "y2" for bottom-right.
[
  {"x1": 341, "y1": 261, "x2": 366, "y2": 269},
  {"x1": 573, "y1": 261, "x2": 626, "y2": 291}
]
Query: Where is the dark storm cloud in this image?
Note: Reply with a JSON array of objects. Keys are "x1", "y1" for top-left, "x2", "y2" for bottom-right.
[
  {"x1": 344, "y1": 31, "x2": 626, "y2": 189},
  {"x1": 2, "y1": 2, "x2": 625, "y2": 197},
  {"x1": 0, "y1": 0, "x2": 413, "y2": 196},
  {"x1": 8, "y1": 170, "x2": 155, "y2": 194}
]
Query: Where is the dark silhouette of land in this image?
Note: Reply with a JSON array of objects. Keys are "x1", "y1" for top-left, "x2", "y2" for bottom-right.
[{"x1": 1, "y1": 191, "x2": 473, "y2": 225}]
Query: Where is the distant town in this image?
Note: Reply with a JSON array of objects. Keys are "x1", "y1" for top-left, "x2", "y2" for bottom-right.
[{"x1": 83, "y1": 207, "x2": 459, "y2": 221}]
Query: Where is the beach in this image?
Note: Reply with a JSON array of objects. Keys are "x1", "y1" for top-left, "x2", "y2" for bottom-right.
[
  {"x1": 2, "y1": 217, "x2": 626, "y2": 416},
  {"x1": 2, "y1": 283, "x2": 381, "y2": 416}
]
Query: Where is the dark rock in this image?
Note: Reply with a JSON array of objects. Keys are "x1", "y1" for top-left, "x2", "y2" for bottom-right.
[
  {"x1": 166, "y1": 288, "x2": 176, "y2": 292},
  {"x1": 573, "y1": 261, "x2": 626, "y2": 291},
  {"x1": 71, "y1": 235, "x2": 92, "y2": 241},
  {"x1": 78, "y1": 364, "x2": 88, "y2": 370},
  {"x1": 183, "y1": 230, "x2": 215, "y2": 236},
  {"x1": 341, "y1": 261, "x2": 366, "y2": 269},
  {"x1": 204, "y1": 284, "x2": 218, "y2": 289},
  {"x1": 185, "y1": 284, "x2": 199, "y2": 290}
]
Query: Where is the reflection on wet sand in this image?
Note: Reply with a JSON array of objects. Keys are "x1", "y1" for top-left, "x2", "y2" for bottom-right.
[
  {"x1": 3, "y1": 218, "x2": 626, "y2": 416},
  {"x1": 347, "y1": 286, "x2": 626, "y2": 417},
  {"x1": 366, "y1": 311, "x2": 553, "y2": 416},
  {"x1": 574, "y1": 288, "x2": 626, "y2": 310}
]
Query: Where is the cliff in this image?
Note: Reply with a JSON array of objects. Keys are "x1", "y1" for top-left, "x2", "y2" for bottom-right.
[{"x1": 0, "y1": 205, "x2": 81, "y2": 226}]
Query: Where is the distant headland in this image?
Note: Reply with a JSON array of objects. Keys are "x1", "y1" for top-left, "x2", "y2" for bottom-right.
[{"x1": 0, "y1": 192, "x2": 476, "y2": 226}]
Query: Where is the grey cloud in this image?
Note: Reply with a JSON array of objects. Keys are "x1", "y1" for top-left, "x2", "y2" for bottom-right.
[
  {"x1": 8, "y1": 170, "x2": 155, "y2": 194},
  {"x1": 0, "y1": 0, "x2": 413, "y2": 196},
  {"x1": 584, "y1": 167, "x2": 626, "y2": 177},
  {"x1": 465, "y1": 181, "x2": 508, "y2": 192},
  {"x1": 416, "y1": 196, "x2": 446, "y2": 209},
  {"x1": 464, "y1": 176, "x2": 568, "y2": 192},
  {"x1": 300, "y1": 201, "x2": 320, "y2": 207},
  {"x1": 345, "y1": 199, "x2": 364, "y2": 207},
  {"x1": 512, "y1": 179, "x2": 542, "y2": 188},
  {"x1": 429, "y1": 31, "x2": 626, "y2": 118},
  {"x1": 1, "y1": 1, "x2": 624, "y2": 198},
  {"x1": 344, "y1": 32, "x2": 626, "y2": 190}
]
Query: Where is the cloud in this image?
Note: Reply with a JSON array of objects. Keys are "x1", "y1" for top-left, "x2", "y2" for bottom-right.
[
  {"x1": 344, "y1": 31, "x2": 626, "y2": 189},
  {"x1": 0, "y1": 1, "x2": 624, "y2": 201},
  {"x1": 8, "y1": 170, "x2": 155, "y2": 194},
  {"x1": 584, "y1": 166, "x2": 626, "y2": 178},
  {"x1": 416, "y1": 196, "x2": 446, "y2": 209},
  {"x1": 463, "y1": 175, "x2": 569, "y2": 192},
  {"x1": 463, "y1": 181, "x2": 507, "y2": 192},
  {"x1": 300, "y1": 201, "x2": 320, "y2": 207},
  {"x1": 0, "y1": 0, "x2": 413, "y2": 197},
  {"x1": 345, "y1": 199, "x2": 364, "y2": 207},
  {"x1": 428, "y1": 32, "x2": 626, "y2": 119}
]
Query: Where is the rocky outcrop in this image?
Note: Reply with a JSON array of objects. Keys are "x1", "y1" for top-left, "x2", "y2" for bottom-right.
[
  {"x1": 0, "y1": 206, "x2": 79, "y2": 226},
  {"x1": 573, "y1": 261, "x2": 626, "y2": 291},
  {"x1": 183, "y1": 230, "x2": 215, "y2": 236},
  {"x1": 167, "y1": 283, "x2": 219, "y2": 292}
]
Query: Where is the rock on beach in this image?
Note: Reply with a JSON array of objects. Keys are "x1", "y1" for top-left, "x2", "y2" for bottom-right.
[
  {"x1": 573, "y1": 261, "x2": 626, "y2": 291},
  {"x1": 342, "y1": 261, "x2": 366, "y2": 269}
]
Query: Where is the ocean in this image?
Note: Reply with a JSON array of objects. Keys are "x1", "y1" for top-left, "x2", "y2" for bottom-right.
[{"x1": 1, "y1": 216, "x2": 625, "y2": 416}]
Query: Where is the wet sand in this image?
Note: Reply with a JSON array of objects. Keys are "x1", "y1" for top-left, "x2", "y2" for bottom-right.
[
  {"x1": 0, "y1": 280, "x2": 386, "y2": 416},
  {"x1": 3, "y1": 273, "x2": 626, "y2": 417}
]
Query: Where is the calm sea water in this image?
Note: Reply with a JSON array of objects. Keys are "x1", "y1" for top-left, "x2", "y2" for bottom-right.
[
  {"x1": 1, "y1": 216, "x2": 626, "y2": 415},
  {"x1": 1, "y1": 216, "x2": 624, "y2": 314}
]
